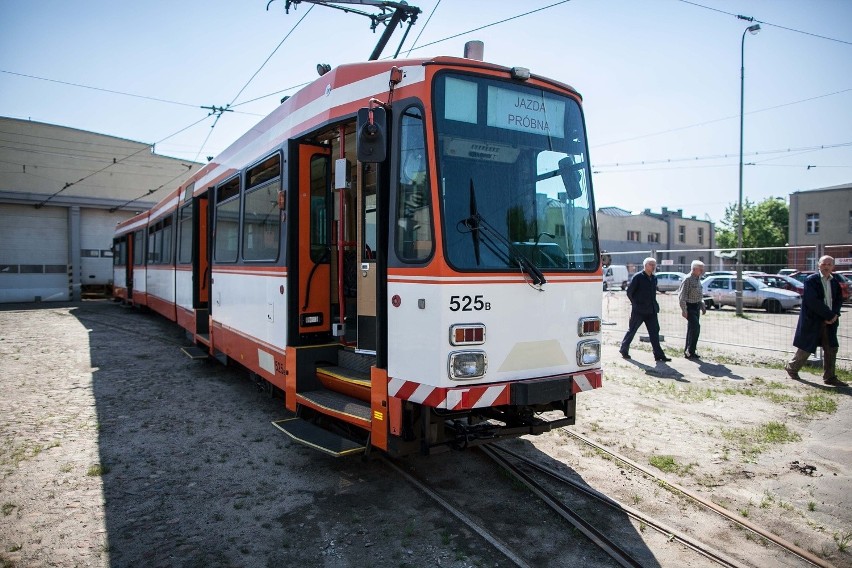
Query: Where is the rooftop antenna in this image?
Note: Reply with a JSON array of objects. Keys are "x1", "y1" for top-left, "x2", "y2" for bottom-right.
[{"x1": 278, "y1": 0, "x2": 421, "y2": 60}]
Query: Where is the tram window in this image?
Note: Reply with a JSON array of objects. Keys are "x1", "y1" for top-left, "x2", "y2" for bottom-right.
[
  {"x1": 247, "y1": 154, "x2": 280, "y2": 189},
  {"x1": 217, "y1": 176, "x2": 240, "y2": 204},
  {"x1": 147, "y1": 225, "x2": 158, "y2": 263},
  {"x1": 161, "y1": 216, "x2": 173, "y2": 264},
  {"x1": 113, "y1": 238, "x2": 126, "y2": 266},
  {"x1": 133, "y1": 230, "x2": 144, "y2": 266},
  {"x1": 309, "y1": 155, "x2": 329, "y2": 263},
  {"x1": 395, "y1": 107, "x2": 432, "y2": 262},
  {"x1": 243, "y1": 180, "x2": 281, "y2": 261},
  {"x1": 214, "y1": 177, "x2": 241, "y2": 263},
  {"x1": 177, "y1": 205, "x2": 193, "y2": 264},
  {"x1": 362, "y1": 164, "x2": 377, "y2": 261}
]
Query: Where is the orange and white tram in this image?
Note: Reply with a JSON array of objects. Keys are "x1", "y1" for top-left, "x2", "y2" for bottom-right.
[{"x1": 113, "y1": 51, "x2": 603, "y2": 457}]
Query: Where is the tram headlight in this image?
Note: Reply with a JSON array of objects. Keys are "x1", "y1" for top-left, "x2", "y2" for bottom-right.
[
  {"x1": 576, "y1": 340, "x2": 601, "y2": 366},
  {"x1": 448, "y1": 351, "x2": 487, "y2": 380}
]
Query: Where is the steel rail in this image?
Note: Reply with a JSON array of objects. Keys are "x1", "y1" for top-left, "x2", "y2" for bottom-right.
[
  {"x1": 562, "y1": 428, "x2": 836, "y2": 568},
  {"x1": 381, "y1": 456, "x2": 534, "y2": 568},
  {"x1": 489, "y1": 444, "x2": 749, "y2": 568},
  {"x1": 480, "y1": 446, "x2": 644, "y2": 568}
]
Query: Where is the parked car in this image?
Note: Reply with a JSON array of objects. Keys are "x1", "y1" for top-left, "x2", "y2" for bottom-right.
[
  {"x1": 603, "y1": 264, "x2": 630, "y2": 291},
  {"x1": 790, "y1": 271, "x2": 850, "y2": 302},
  {"x1": 701, "y1": 275, "x2": 801, "y2": 313},
  {"x1": 701, "y1": 270, "x2": 735, "y2": 280},
  {"x1": 655, "y1": 271, "x2": 688, "y2": 292},
  {"x1": 750, "y1": 273, "x2": 805, "y2": 296},
  {"x1": 778, "y1": 268, "x2": 797, "y2": 276}
]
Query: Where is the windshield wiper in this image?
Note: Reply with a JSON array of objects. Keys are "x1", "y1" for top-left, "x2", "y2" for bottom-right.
[{"x1": 460, "y1": 179, "x2": 547, "y2": 287}]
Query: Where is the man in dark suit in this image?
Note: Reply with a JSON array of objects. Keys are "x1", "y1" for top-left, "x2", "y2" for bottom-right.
[
  {"x1": 785, "y1": 255, "x2": 846, "y2": 386},
  {"x1": 620, "y1": 257, "x2": 671, "y2": 362}
]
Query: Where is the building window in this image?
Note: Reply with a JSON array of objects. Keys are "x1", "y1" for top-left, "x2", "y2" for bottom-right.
[
  {"x1": 678, "y1": 255, "x2": 686, "y2": 265},
  {"x1": 647, "y1": 232, "x2": 660, "y2": 243},
  {"x1": 697, "y1": 227, "x2": 704, "y2": 244},
  {"x1": 678, "y1": 225, "x2": 685, "y2": 243},
  {"x1": 806, "y1": 213, "x2": 819, "y2": 234},
  {"x1": 848, "y1": 211, "x2": 852, "y2": 233},
  {"x1": 627, "y1": 230, "x2": 641, "y2": 242}
]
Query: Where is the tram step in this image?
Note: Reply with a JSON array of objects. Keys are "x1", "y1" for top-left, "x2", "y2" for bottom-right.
[
  {"x1": 337, "y1": 349, "x2": 376, "y2": 374},
  {"x1": 296, "y1": 389, "x2": 372, "y2": 429},
  {"x1": 315, "y1": 365, "x2": 371, "y2": 401},
  {"x1": 272, "y1": 417, "x2": 365, "y2": 457},
  {"x1": 181, "y1": 345, "x2": 208, "y2": 359}
]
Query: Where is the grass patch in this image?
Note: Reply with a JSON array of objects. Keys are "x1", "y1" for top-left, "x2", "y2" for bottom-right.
[
  {"x1": 86, "y1": 464, "x2": 110, "y2": 477},
  {"x1": 803, "y1": 392, "x2": 837, "y2": 415},
  {"x1": 722, "y1": 421, "x2": 801, "y2": 459},
  {"x1": 1, "y1": 503, "x2": 15, "y2": 516},
  {"x1": 648, "y1": 454, "x2": 695, "y2": 475}
]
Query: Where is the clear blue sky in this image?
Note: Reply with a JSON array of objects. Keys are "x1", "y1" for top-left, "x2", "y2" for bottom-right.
[{"x1": 1, "y1": 0, "x2": 850, "y2": 225}]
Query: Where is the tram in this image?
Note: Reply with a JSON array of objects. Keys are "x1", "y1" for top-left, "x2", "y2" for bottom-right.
[{"x1": 113, "y1": 35, "x2": 603, "y2": 456}]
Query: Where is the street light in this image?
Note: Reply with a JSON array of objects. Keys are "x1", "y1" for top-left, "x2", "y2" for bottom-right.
[{"x1": 736, "y1": 22, "x2": 761, "y2": 316}]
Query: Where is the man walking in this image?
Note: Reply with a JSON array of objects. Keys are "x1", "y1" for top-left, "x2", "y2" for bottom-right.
[
  {"x1": 678, "y1": 260, "x2": 706, "y2": 359},
  {"x1": 785, "y1": 255, "x2": 846, "y2": 386},
  {"x1": 620, "y1": 257, "x2": 671, "y2": 362}
]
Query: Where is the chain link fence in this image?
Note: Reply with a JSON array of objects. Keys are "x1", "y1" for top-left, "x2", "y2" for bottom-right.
[{"x1": 600, "y1": 245, "x2": 852, "y2": 363}]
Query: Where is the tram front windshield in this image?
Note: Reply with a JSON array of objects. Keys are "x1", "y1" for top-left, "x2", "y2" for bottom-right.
[{"x1": 434, "y1": 72, "x2": 598, "y2": 273}]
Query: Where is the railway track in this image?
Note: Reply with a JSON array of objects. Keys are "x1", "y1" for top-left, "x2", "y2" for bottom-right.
[
  {"x1": 387, "y1": 432, "x2": 836, "y2": 568},
  {"x1": 558, "y1": 428, "x2": 836, "y2": 568}
]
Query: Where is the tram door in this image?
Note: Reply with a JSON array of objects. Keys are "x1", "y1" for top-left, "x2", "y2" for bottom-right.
[
  {"x1": 357, "y1": 162, "x2": 378, "y2": 352},
  {"x1": 194, "y1": 194, "x2": 210, "y2": 333},
  {"x1": 296, "y1": 144, "x2": 332, "y2": 340}
]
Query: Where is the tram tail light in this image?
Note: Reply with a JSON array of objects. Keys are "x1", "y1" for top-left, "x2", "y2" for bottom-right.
[
  {"x1": 578, "y1": 317, "x2": 601, "y2": 336},
  {"x1": 577, "y1": 340, "x2": 601, "y2": 366},
  {"x1": 449, "y1": 324, "x2": 485, "y2": 346},
  {"x1": 448, "y1": 351, "x2": 487, "y2": 380}
]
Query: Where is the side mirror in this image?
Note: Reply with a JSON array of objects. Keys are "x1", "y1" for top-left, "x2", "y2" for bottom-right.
[
  {"x1": 558, "y1": 156, "x2": 583, "y2": 200},
  {"x1": 357, "y1": 107, "x2": 387, "y2": 163}
]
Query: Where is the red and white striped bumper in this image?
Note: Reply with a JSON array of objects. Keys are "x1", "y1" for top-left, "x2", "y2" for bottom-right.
[{"x1": 387, "y1": 369, "x2": 602, "y2": 411}]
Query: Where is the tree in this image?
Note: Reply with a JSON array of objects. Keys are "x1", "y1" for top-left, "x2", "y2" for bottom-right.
[{"x1": 715, "y1": 197, "x2": 788, "y2": 268}]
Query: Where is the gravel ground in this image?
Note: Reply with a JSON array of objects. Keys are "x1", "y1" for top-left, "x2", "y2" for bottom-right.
[{"x1": 1, "y1": 300, "x2": 850, "y2": 568}]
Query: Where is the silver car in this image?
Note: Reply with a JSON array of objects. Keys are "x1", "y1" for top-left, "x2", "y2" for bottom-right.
[
  {"x1": 655, "y1": 271, "x2": 688, "y2": 292},
  {"x1": 702, "y1": 275, "x2": 801, "y2": 313}
]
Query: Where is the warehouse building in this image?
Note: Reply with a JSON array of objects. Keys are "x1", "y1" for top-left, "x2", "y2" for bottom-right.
[{"x1": 0, "y1": 117, "x2": 201, "y2": 302}]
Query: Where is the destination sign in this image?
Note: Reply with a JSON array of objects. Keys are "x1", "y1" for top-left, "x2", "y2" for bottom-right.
[{"x1": 486, "y1": 86, "x2": 565, "y2": 138}]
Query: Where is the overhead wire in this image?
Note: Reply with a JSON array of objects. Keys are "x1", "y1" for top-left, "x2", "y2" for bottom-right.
[
  {"x1": 239, "y1": 0, "x2": 571, "y2": 106},
  {"x1": 0, "y1": 69, "x2": 263, "y2": 117},
  {"x1": 34, "y1": 114, "x2": 210, "y2": 209},
  {"x1": 191, "y1": 4, "x2": 315, "y2": 163},
  {"x1": 592, "y1": 141, "x2": 852, "y2": 170},
  {"x1": 592, "y1": 88, "x2": 852, "y2": 148},
  {"x1": 405, "y1": 0, "x2": 441, "y2": 57},
  {"x1": 676, "y1": 0, "x2": 852, "y2": 46},
  {"x1": 404, "y1": 0, "x2": 571, "y2": 53}
]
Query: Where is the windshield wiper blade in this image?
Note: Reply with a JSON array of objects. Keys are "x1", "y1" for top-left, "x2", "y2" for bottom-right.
[
  {"x1": 462, "y1": 180, "x2": 547, "y2": 286},
  {"x1": 468, "y1": 179, "x2": 481, "y2": 265}
]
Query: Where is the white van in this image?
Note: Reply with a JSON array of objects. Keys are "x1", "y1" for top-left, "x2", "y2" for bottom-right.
[{"x1": 603, "y1": 265, "x2": 629, "y2": 291}]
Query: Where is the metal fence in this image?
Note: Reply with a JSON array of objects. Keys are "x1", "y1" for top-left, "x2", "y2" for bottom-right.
[{"x1": 600, "y1": 245, "x2": 852, "y2": 364}]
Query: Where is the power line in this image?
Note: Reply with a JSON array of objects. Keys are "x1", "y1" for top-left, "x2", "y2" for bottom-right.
[
  {"x1": 592, "y1": 88, "x2": 852, "y2": 148},
  {"x1": 191, "y1": 4, "x2": 315, "y2": 163},
  {"x1": 592, "y1": 141, "x2": 852, "y2": 170},
  {"x1": 406, "y1": 0, "x2": 571, "y2": 53},
  {"x1": 406, "y1": 0, "x2": 441, "y2": 56},
  {"x1": 34, "y1": 115, "x2": 209, "y2": 209},
  {"x1": 676, "y1": 0, "x2": 852, "y2": 46},
  {"x1": 0, "y1": 69, "x2": 263, "y2": 117},
  {"x1": 238, "y1": 0, "x2": 572, "y2": 107}
]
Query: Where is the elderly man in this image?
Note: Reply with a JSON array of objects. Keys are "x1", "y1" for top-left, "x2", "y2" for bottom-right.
[
  {"x1": 620, "y1": 257, "x2": 671, "y2": 362},
  {"x1": 785, "y1": 255, "x2": 846, "y2": 386},
  {"x1": 678, "y1": 260, "x2": 706, "y2": 359}
]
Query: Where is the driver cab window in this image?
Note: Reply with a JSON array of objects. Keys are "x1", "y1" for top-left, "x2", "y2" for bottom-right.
[{"x1": 395, "y1": 107, "x2": 432, "y2": 262}]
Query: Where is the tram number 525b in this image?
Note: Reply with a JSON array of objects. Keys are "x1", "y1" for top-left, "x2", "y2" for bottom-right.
[{"x1": 449, "y1": 295, "x2": 491, "y2": 312}]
